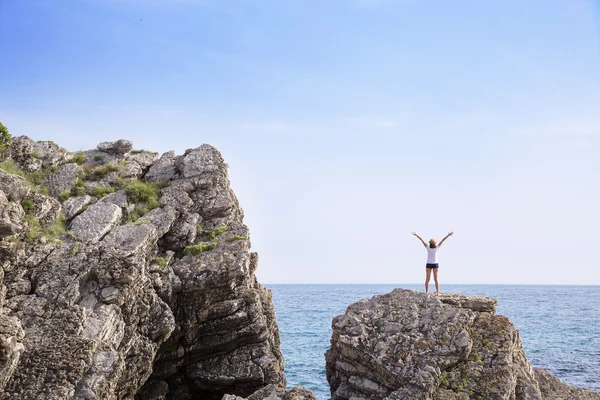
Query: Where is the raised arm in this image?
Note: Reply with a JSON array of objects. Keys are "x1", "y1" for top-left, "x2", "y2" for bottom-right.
[
  {"x1": 438, "y1": 231, "x2": 454, "y2": 247},
  {"x1": 412, "y1": 232, "x2": 427, "y2": 247}
]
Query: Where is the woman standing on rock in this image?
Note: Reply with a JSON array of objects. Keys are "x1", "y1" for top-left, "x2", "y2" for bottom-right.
[{"x1": 412, "y1": 231, "x2": 453, "y2": 295}]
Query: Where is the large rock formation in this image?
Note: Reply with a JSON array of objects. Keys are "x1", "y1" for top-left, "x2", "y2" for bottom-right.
[
  {"x1": 0, "y1": 136, "x2": 289, "y2": 399},
  {"x1": 325, "y1": 289, "x2": 600, "y2": 400}
]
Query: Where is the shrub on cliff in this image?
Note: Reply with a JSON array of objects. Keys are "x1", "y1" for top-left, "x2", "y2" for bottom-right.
[
  {"x1": 124, "y1": 179, "x2": 168, "y2": 222},
  {"x1": 0, "y1": 122, "x2": 12, "y2": 159}
]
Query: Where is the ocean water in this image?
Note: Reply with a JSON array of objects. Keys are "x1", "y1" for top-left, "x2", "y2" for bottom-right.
[{"x1": 268, "y1": 284, "x2": 600, "y2": 399}]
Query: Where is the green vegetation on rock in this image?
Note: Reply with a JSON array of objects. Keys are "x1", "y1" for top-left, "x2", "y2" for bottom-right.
[
  {"x1": 72, "y1": 152, "x2": 86, "y2": 165},
  {"x1": 83, "y1": 162, "x2": 123, "y2": 181},
  {"x1": 24, "y1": 214, "x2": 67, "y2": 244},
  {"x1": 58, "y1": 191, "x2": 71, "y2": 202},
  {"x1": 124, "y1": 179, "x2": 167, "y2": 222},
  {"x1": 71, "y1": 178, "x2": 86, "y2": 196},
  {"x1": 440, "y1": 371, "x2": 449, "y2": 387},
  {"x1": 72, "y1": 242, "x2": 80, "y2": 256},
  {"x1": 20, "y1": 199, "x2": 33, "y2": 211},
  {"x1": 88, "y1": 186, "x2": 115, "y2": 198},
  {"x1": 0, "y1": 159, "x2": 55, "y2": 188},
  {"x1": 226, "y1": 235, "x2": 245, "y2": 242},
  {"x1": 184, "y1": 242, "x2": 217, "y2": 256},
  {"x1": 153, "y1": 257, "x2": 168, "y2": 266},
  {"x1": 0, "y1": 122, "x2": 11, "y2": 158},
  {"x1": 208, "y1": 225, "x2": 227, "y2": 240}
]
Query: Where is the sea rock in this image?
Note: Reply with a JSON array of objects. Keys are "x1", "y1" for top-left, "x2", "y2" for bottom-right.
[
  {"x1": 325, "y1": 289, "x2": 600, "y2": 400},
  {"x1": 0, "y1": 136, "x2": 292, "y2": 400},
  {"x1": 221, "y1": 384, "x2": 317, "y2": 400},
  {"x1": 535, "y1": 368, "x2": 600, "y2": 400}
]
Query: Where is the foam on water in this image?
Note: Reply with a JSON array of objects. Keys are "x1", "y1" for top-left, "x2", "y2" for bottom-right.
[{"x1": 268, "y1": 284, "x2": 600, "y2": 400}]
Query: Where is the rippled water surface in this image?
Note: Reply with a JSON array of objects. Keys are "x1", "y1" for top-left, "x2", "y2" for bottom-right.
[{"x1": 268, "y1": 284, "x2": 600, "y2": 400}]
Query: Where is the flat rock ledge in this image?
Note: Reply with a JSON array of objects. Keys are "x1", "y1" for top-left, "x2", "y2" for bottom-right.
[{"x1": 325, "y1": 289, "x2": 600, "y2": 400}]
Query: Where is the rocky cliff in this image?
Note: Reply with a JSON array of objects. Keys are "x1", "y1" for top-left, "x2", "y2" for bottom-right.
[
  {"x1": 0, "y1": 136, "x2": 289, "y2": 399},
  {"x1": 325, "y1": 289, "x2": 600, "y2": 400}
]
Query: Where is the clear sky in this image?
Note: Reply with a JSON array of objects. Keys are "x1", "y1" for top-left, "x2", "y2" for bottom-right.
[{"x1": 1, "y1": 0, "x2": 599, "y2": 284}]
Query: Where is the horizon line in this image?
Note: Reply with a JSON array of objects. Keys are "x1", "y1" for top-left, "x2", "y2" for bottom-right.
[{"x1": 263, "y1": 283, "x2": 600, "y2": 286}]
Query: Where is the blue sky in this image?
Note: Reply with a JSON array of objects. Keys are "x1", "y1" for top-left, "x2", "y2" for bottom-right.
[{"x1": 1, "y1": 0, "x2": 599, "y2": 284}]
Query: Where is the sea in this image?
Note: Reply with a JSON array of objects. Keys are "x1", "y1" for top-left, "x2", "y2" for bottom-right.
[{"x1": 267, "y1": 284, "x2": 600, "y2": 400}]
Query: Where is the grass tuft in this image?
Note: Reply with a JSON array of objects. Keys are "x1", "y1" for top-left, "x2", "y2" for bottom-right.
[
  {"x1": 0, "y1": 159, "x2": 55, "y2": 187},
  {"x1": 183, "y1": 242, "x2": 217, "y2": 256},
  {"x1": 58, "y1": 191, "x2": 71, "y2": 202},
  {"x1": 208, "y1": 225, "x2": 227, "y2": 240},
  {"x1": 83, "y1": 162, "x2": 123, "y2": 181},
  {"x1": 153, "y1": 257, "x2": 168, "y2": 266},
  {"x1": 24, "y1": 214, "x2": 67, "y2": 243},
  {"x1": 226, "y1": 235, "x2": 245, "y2": 242},
  {"x1": 88, "y1": 186, "x2": 115, "y2": 198},
  {"x1": 124, "y1": 179, "x2": 168, "y2": 222},
  {"x1": 72, "y1": 152, "x2": 86, "y2": 165},
  {"x1": 20, "y1": 199, "x2": 33, "y2": 211}
]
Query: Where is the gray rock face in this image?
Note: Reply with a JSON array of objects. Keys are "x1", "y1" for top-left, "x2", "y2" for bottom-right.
[
  {"x1": 29, "y1": 191, "x2": 62, "y2": 225},
  {"x1": 535, "y1": 369, "x2": 600, "y2": 400},
  {"x1": 97, "y1": 139, "x2": 133, "y2": 155},
  {"x1": 0, "y1": 170, "x2": 30, "y2": 202},
  {"x1": 0, "y1": 136, "x2": 291, "y2": 400},
  {"x1": 0, "y1": 192, "x2": 24, "y2": 236},
  {"x1": 42, "y1": 162, "x2": 83, "y2": 197},
  {"x1": 122, "y1": 151, "x2": 160, "y2": 178},
  {"x1": 9, "y1": 136, "x2": 43, "y2": 172},
  {"x1": 70, "y1": 202, "x2": 122, "y2": 243},
  {"x1": 222, "y1": 384, "x2": 317, "y2": 400},
  {"x1": 145, "y1": 150, "x2": 179, "y2": 182},
  {"x1": 325, "y1": 289, "x2": 600, "y2": 400},
  {"x1": 10, "y1": 136, "x2": 72, "y2": 172},
  {"x1": 62, "y1": 195, "x2": 95, "y2": 220},
  {"x1": 178, "y1": 144, "x2": 223, "y2": 179}
]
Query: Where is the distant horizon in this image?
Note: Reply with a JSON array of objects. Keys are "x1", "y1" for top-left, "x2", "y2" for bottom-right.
[{"x1": 263, "y1": 282, "x2": 600, "y2": 286}]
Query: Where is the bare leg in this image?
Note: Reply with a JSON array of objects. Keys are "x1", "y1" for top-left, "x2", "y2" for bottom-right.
[
  {"x1": 433, "y1": 268, "x2": 440, "y2": 295},
  {"x1": 425, "y1": 268, "x2": 432, "y2": 294}
]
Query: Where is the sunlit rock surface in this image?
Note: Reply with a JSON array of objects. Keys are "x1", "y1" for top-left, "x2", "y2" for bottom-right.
[
  {"x1": 325, "y1": 289, "x2": 600, "y2": 400},
  {"x1": 0, "y1": 136, "x2": 287, "y2": 399}
]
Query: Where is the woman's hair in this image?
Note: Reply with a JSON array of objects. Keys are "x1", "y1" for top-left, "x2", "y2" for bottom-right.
[{"x1": 429, "y1": 238, "x2": 437, "y2": 248}]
